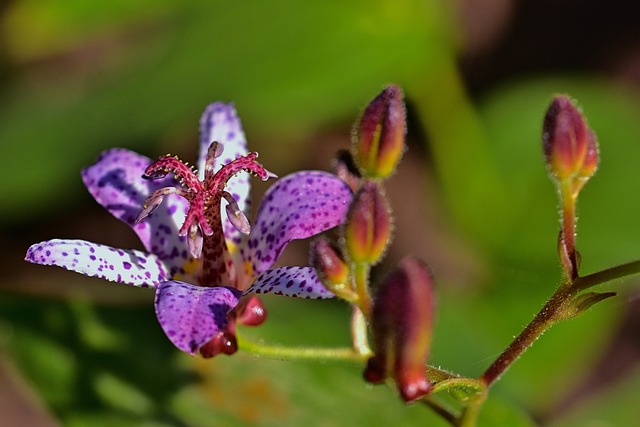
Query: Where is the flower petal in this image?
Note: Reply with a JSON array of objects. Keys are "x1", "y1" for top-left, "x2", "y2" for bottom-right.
[
  {"x1": 154, "y1": 281, "x2": 241, "y2": 355},
  {"x1": 242, "y1": 171, "x2": 353, "y2": 275},
  {"x1": 81, "y1": 148, "x2": 192, "y2": 277},
  {"x1": 246, "y1": 266, "x2": 335, "y2": 299},
  {"x1": 25, "y1": 239, "x2": 170, "y2": 288},
  {"x1": 198, "y1": 103, "x2": 251, "y2": 247}
]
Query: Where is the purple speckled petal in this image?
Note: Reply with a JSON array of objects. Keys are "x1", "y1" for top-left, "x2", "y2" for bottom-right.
[
  {"x1": 25, "y1": 239, "x2": 169, "y2": 288},
  {"x1": 242, "y1": 171, "x2": 353, "y2": 276},
  {"x1": 81, "y1": 148, "x2": 192, "y2": 277},
  {"x1": 155, "y1": 280, "x2": 241, "y2": 355},
  {"x1": 198, "y1": 103, "x2": 251, "y2": 247},
  {"x1": 246, "y1": 266, "x2": 335, "y2": 299}
]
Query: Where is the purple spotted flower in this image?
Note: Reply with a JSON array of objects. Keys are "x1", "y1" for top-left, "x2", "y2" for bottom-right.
[{"x1": 25, "y1": 102, "x2": 353, "y2": 357}]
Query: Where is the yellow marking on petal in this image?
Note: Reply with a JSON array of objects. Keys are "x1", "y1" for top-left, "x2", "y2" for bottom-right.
[
  {"x1": 226, "y1": 241, "x2": 237, "y2": 255},
  {"x1": 174, "y1": 258, "x2": 201, "y2": 281},
  {"x1": 244, "y1": 260, "x2": 253, "y2": 278}
]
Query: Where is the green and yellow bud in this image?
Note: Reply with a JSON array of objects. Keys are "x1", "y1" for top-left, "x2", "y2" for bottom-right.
[
  {"x1": 543, "y1": 95, "x2": 599, "y2": 182},
  {"x1": 344, "y1": 181, "x2": 392, "y2": 265},
  {"x1": 354, "y1": 84, "x2": 406, "y2": 179},
  {"x1": 309, "y1": 237, "x2": 353, "y2": 299}
]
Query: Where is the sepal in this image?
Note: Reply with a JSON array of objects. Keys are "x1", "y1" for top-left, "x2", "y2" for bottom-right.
[
  {"x1": 562, "y1": 291, "x2": 617, "y2": 320},
  {"x1": 309, "y1": 237, "x2": 356, "y2": 301}
]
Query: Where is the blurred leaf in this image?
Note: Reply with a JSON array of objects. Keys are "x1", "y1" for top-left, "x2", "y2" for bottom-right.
[
  {"x1": 2, "y1": 0, "x2": 178, "y2": 60},
  {"x1": 66, "y1": 413, "x2": 174, "y2": 427},
  {"x1": 4, "y1": 313, "x2": 77, "y2": 408},
  {"x1": 172, "y1": 356, "x2": 450, "y2": 427},
  {"x1": 547, "y1": 368, "x2": 640, "y2": 427},
  {"x1": 0, "y1": 295, "x2": 193, "y2": 424},
  {"x1": 1, "y1": 0, "x2": 453, "y2": 222},
  {"x1": 69, "y1": 299, "x2": 128, "y2": 351},
  {"x1": 477, "y1": 397, "x2": 537, "y2": 427},
  {"x1": 93, "y1": 372, "x2": 154, "y2": 416}
]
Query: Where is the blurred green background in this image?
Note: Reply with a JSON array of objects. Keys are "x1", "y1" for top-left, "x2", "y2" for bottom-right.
[{"x1": 2, "y1": 0, "x2": 640, "y2": 425}]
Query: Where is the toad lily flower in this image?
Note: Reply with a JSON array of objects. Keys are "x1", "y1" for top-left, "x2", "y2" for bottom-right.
[{"x1": 25, "y1": 102, "x2": 353, "y2": 357}]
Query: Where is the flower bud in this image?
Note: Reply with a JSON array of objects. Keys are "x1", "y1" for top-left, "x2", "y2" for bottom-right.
[
  {"x1": 354, "y1": 85, "x2": 406, "y2": 179},
  {"x1": 363, "y1": 257, "x2": 435, "y2": 402},
  {"x1": 310, "y1": 237, "x2": 350, "y2": 289},
  {"x1": 235, "y1": 295, "x2": 268, "y2": 327},
  {"x1": 199, "y1": 328, "x2": 238, "y2": 358},
  {"x1": 543, "y1": 95, "x2": 599, "y2": 181},
  {"x1": 344, "y1": 181, "x2": 392, "y2": 265}
]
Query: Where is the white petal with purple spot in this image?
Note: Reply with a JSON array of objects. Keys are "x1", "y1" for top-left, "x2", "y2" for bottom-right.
[
  {"x1": 25, "y1": 239, "x2": 170, "y2": 288},
  {"x1": 155, "y1": 281, "x2": 241, "y2": 355},
  {"x1": 198, "y1": 103, "x2": 251, "y2": 248},
  {"x1": 246, "y1": 266, "x2": 335, "y2": 299},
  {"x1": 242, "y1": 171, "x2": 353, "y2": 276},
  {"x1": 81, "y1": 148, "x2": 193, "y2": 277}
]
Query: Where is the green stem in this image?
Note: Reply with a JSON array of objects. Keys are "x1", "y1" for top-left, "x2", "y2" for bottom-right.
[
  {"x1": 560, "y1": 179, "x2": 578, "y2": 280},
  {"x1": 237, "y1": 333, "x2": 369, "y2": 362},
  {"x1": 350, "y1": 306, "x2": 371, "y2": 355},
  {"x1": 431, "y1": 377, "x2": 486, "y2": 395},
  {"x1": 457, "y1": 391, "x2": 487, "y2": 427},
  {"x1": 575, "y1": 259, "x2": 640, "y2": 291},
  {"x1": 406, "y1": 57, "x2": 509, "y2": 244},
  {"x1": 237, "y1": 333, "x2": 457, "y2": 383},
  {"x1": 353, "y1": 262, "x2": 373, "y2": 319}
]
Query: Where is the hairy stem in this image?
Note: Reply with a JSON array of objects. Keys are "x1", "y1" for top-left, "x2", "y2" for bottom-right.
[
  {"x1": 457, "y1": 391, "x2": 487, "y2": 427},
  {"x1": 480, "y1": 287, "x2": 571, "y2": 387},
  {"x1": 560, "y1": 179, "x2": 578, "y2": 280},
  {"x1": 353, "y1": 262, "x2": 373, "y2": 318},
  {"x1": 237, "y1": 333, "x2": 369, "y2": 362},
  {"x1": 575, "y1": 259, "x2": 640, "y2": 291}
]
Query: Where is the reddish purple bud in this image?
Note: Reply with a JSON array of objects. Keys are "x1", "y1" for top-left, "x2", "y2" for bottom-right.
[
  {"x1": 363, "y1": 257, "x2": 435, "y2": 402},
  {"x1": 354, "y1": 85, "x2": 406, "y2": 179},
  {"x1": 543, "y1": 95, "x2": 599, "y2": 181},
  {"x1": 345, "y1": 181, "x2": 392, "y2": 265},
  {"x1": 199, "y1": 328, "x2": 238, "y2": 358},
  {"x1": 310, "y1": 237, "x2": 353, "y2": 299},
  {"x1": 235, "y1": 295, "x2": 268, "y2": 327}
]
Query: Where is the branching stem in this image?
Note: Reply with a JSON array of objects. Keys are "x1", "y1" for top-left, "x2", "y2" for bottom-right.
[{"x1": 237, "y1": 333, "x2": 370, "y2": 362}]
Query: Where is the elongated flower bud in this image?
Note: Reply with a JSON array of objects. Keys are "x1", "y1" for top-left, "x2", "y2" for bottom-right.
[
  {"x1": 363, "y1": 257, "x2": 435, "y2": 402},
  {"x1": 543, "y1": 95, "x2": 599, "y2": 181},
  {"x1": 354, "y1": 85, "x2": 406, "y2": 179},
  {"x1": 344, "y1": 181, "x2": 392, "y2": 265},
  {"x1": 235, "y1": 296, "x2": 267, "y2": 327},
  {"x1": 310, "y1": 238, "x2": 349, "y2": 287}
]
